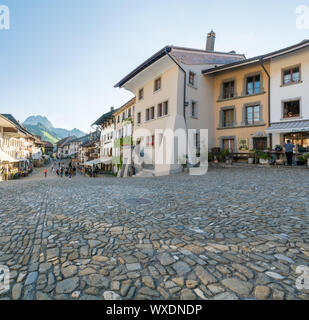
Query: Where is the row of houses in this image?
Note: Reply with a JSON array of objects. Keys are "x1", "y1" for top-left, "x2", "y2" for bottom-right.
[
  {"x1": 58, "y1": 32, "x2": 309, "y2": 176},
  {"x1": 56, "y1": 131, "x2": 101, "y2": 166},
  {"x1": 0, "y1": 114, "x2": 52, "y2": 180}
]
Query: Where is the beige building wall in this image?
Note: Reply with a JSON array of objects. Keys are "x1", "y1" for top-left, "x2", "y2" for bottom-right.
[{"x1": 212, "y1": 62, "x2": 270, "y2": 152}]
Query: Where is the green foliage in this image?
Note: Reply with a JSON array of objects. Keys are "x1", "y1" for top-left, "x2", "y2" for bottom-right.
[{"x1": 255, "y1": 150, "x2": 271, "y2": 160}]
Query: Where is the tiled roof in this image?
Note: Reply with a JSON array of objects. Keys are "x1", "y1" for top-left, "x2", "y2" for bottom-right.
[
  {"x1": 114, "y1": 46, "x2": 245, "y2": 88},
  {"x1": 113, "y1": 97, "x2": 136, "y2": 116},
  {"x1": 1, "y1": 114, "x2": 32, "y2": 136},
  {"x1": 92, "y1": 108, "x2": 119, "y2": 126},
  {"x1": 203, "y1": 39, "x2": 309, "y2": 75},
  {"x1": 171, "y1": 47, "x2": 245, "y2": 66},
  {"x1": 57, "y1": 136, "x2": 76, "y2": 148}
]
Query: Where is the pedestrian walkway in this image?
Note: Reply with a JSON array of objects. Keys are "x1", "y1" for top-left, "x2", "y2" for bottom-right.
[{"x1": 0, "y1": 167, "x2": 308, "y2": 300}]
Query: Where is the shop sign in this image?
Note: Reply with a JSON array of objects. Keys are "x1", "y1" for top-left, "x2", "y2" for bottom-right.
[{"x1": 291, "y1": 128, "x2": 309, "y2": 132}]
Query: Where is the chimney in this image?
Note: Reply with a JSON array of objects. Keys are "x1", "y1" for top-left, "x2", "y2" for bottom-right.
[
  {"x1": 206, "y1": 30, "x2": 216, "y2": 51},
  {"x1": 110, "y1": 107, "x2": 114, "y2": 111}
]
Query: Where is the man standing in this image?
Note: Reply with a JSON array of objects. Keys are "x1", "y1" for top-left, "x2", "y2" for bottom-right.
[{"x1": 283, "y1": 140, "x2": 296, "y2": 166}]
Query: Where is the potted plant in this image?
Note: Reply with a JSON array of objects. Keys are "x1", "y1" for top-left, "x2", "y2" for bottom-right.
[
  {"x1": 180, "y1": 155, "x2": 188, "y2": 172},
  {"x1": 301, "y1": 152, "x2": 309, "y2": 167},
  {"x1": 274, "y1": 145, "x2": 283, "y2": 152},
  {"x1": 296, "y1": 155, "x2": 306, "y2": 166},
  {"x1": 248, "y1": 149, "x2": 255, "y2": 164},
  {"x1": 224, "y1": 149, "x2": 232, "y2": 165},
  {"x1": 256, "y1": 151, "x2": 271, "y2": 165}
]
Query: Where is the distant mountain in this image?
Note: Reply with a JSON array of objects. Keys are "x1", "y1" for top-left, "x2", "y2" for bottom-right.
[
  {"x1": 52, "y1": 127, "x2": 85, "y2": 139},
  {"x1": 23, "y1": 115, "x2": 86, "y2": 144},
  {"x1": 24, "y1": 123, "x2": 61, "y2": 145},
  {"x1": 24, "y1": 115, "x2": 54, "y2": 129}
]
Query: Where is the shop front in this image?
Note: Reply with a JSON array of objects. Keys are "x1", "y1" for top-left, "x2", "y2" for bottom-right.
[{"x1": 266, "y1": 120, "x2": 309, "y2": 152}]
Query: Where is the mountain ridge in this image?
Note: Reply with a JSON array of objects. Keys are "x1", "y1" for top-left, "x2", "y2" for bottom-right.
[{"x1": 23, "y1": 116, "x2": 86, "y2": 145}]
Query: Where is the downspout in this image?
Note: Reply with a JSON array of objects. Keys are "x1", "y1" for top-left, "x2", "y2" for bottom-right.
[
  {"x1": 165, "y1": 47, "x2": 189, "y2": 167},
  {"x1": 259, "y1": 58, "x2": 271, "y2": 126},
  {"x1": 165, "y1": 48, "x2": 188, "y2": 122},
  {"x1": 259, "y1": 57, "x2": 272, "y2": 148}
]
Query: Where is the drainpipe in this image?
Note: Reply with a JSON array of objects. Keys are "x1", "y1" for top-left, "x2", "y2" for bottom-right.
[
  {"x1": 165, "y1": 47, "x2": 188, "y2": 122},
  {"x1": 259, "y1": 58, "x2": 271, "y2": 126},
  {"x1": 165, "y1": 47, "x2": 189, "y2": 166},
  {"x1": 259, "y1": 57, "x2": 271, "y2": 148}
]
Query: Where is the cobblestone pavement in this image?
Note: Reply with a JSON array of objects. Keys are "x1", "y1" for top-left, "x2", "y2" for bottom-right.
[{"x1": 0, "y1": 166, "x2": 309, "y2": 300}]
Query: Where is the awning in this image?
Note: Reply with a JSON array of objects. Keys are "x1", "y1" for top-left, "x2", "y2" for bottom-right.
[
  {"x1": 0, "y1": 150, "x2": 19, "y2": 163},
  {"x1": 266, "y1": 120, "x2": 309, "y2": 133},
  {"x1": 82, "y1": 158, "x2": 112, "y2": 166}
]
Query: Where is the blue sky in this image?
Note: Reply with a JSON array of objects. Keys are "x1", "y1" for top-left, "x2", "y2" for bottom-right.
[{"x1": 0, "y1": 0, "x2": 308, "y2": 132}]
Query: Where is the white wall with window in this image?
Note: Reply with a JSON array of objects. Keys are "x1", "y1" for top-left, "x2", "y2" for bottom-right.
[
  {"x1": 269, "y1": 46, "x2": 309, "y2": 148},
  {"x1": 270, "y1": 47, "x2": 309, "y2": 122}
]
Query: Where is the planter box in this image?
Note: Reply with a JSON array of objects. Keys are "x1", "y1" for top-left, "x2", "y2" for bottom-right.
[{"x1": 248, "y1": 158, "x2": 254, "y2": 164}]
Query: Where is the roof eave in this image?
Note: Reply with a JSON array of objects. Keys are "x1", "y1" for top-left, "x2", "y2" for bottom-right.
[
  {"x1": 202, "y1": 40, "x2": 309, "y2": 75},
  {"x1": 114, "y1": 46, "x2": 171, "y2": 88}
]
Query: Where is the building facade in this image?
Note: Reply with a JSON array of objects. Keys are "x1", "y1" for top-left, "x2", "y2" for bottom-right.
[
  {"x1": 204, "y1": 60, "x2": 270, "y2": 152},
  {"x1": 115, "y1": 31, "x2": 245, "y2": 175},
  {"x1": 266, "y1": 41, "x2": 309, "y2": 151}
]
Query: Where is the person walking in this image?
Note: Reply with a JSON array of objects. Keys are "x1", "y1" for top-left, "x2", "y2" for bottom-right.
[
  {"x1": 44, "y1": 169, "x2": 47, "y2": 178},
  {"x1": 283, "y1": 140, "x2": 296, "y2": 166}
]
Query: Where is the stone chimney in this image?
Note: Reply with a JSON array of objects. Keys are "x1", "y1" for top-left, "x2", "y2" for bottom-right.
[{"x1": 206, "y1": 30, "x2": 216, "y2": 51}]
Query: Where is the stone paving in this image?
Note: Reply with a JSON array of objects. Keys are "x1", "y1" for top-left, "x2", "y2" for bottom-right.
[{"x1": 0, "y1": 166, "x2": 309, "y2": 300}]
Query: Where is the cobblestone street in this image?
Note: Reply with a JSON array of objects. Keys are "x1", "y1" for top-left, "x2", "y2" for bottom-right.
[{"x1": 0, "y1": 167, "x2": 309, "y2": 300}]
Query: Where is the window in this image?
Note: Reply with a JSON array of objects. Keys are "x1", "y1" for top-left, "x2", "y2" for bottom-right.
[
  {"x1": 128, "y1": 108, "x2": 131, "y2": 118},
  {"x1": 163, "y1": 101, "x2": 168, "y2": 116},
  {"x1": 246, "y1": 75, "x2": 260, "y2": 95},
  {"x1": 283, "y1": 67, "x2": 300, "y2": 85},
  {"x1": 137, "y1": 112, "x2": 141, "y2": 124},
  {"x1": 150, "y1": 106, "x2": 155, "y2": 120},
  {"x1": 246, "y1": 105, "x2": 260, "y2": 125},
  {"x1": 223, "y1": 80, "x2": 235, "y2": 99},
  {"x1": 146, "y1": 108, "x2": 150, "y2": 121},
  {"x1": 191, "y1": 101, "x2": 198, "y2": 118},
  {"x1": 154, "y1": 77, "x2": 161, "y2": 91},
  {"x1": 158, "y1": 103, "x2": 163, "y2": 117},
  {"x1": 146, "y1": 136, "x2": 150, "y2": 146},
  {"x1": 117, "y1": 116, "x2": 120, "y2": 123},
  {"x1": 253, "y1": 137, "x2": 267, "y2": 151},
  {"x1": 138, "y1": 88, "x2": 144, "y2": 100},
  {"x1": 284, "y1": 132, "x2": 309, "y2": 148},
  {"x1": 151, "y1": 135, "x2": 155, "y2": 147},
  {"x1": 159, "y1": 133, "x2": 163, "y2": 145},
  {"x1": 122, "y1": 112, "x2": 125, "y2": 121},
  {"x1": 223, "y1": 109, "x2": 234, "y2": 127},
  {"x1": 283, "y1": 100, "x2": 300, "y2": 118},
  {"x1": 223, "y1": 139, "x2": 235, "y2": 152},
  {"x1": 194, "y1": 133, "x2": 200, "y2": 148},
  {"x1": 189, "y1": 71, "x2": 196, "y2": 87}
]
